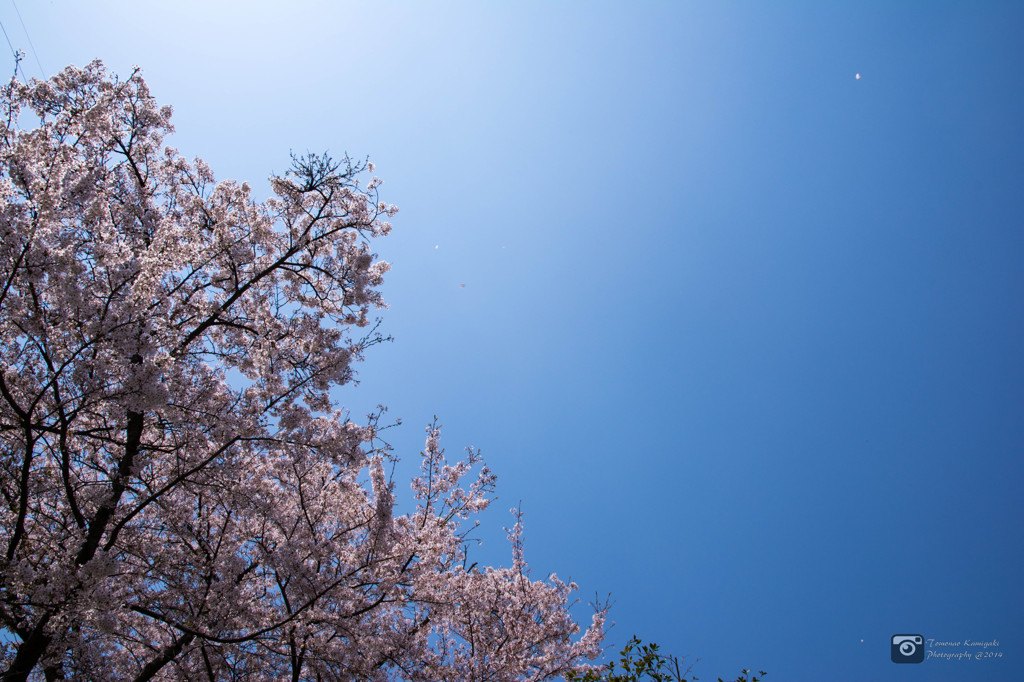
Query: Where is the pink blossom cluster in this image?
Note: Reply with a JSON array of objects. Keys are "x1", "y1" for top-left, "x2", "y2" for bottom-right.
[{"x1": 0, "y1": 62, "x2": 604, "y2": 680}]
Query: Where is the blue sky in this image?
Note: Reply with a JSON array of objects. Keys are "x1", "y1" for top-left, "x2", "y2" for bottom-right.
[{"x1": 4, "y1": 2, "x2": 1021, "y2": 680}]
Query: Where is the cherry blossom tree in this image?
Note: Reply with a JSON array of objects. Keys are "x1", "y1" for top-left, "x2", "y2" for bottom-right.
[{"x1": 0, "y1": 60, "x2": 604, "y2": 681}]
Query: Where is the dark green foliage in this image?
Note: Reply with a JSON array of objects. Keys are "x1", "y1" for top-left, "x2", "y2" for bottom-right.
[
  {"x1": 720, "y1": 670, "x2": 768, "y2": 682},
  {"x1": 566, "y1": 636, "x2": 766, "y2": 682}
]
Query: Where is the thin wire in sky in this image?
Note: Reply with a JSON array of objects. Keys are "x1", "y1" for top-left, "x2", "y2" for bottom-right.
[
  {"x1": 0, "y1": 19, "x2": 13, "y2": 55},
  {"x1": 0, "y1": 17, "x2": 27, "y2": 82},
  {"x1": 10, "y1": 1, "x2": 42, "y2": 78}
]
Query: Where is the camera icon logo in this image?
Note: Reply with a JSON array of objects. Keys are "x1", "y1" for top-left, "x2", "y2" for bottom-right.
[{"x1": 891, "y1": 634, "x2": 925, "y2": 663}]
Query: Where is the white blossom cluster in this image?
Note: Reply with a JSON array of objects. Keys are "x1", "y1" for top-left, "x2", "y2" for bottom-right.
[{"x1": 0, "y1": 62, "x2": 604, "y2": 680}]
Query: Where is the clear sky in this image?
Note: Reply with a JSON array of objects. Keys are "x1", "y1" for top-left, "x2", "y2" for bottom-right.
[{"x1": 4, "y1": 2, "x2": 1021, "y2": 680}]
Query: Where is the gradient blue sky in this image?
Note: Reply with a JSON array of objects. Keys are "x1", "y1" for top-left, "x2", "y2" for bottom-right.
[{"x1": 4, "y1": 2, "x2": 1021, "y2": 680}]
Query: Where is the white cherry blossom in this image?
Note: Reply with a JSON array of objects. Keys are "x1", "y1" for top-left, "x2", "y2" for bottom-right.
[{"x1": 0, "y1": 61, "x2": 604, "y2": 681}]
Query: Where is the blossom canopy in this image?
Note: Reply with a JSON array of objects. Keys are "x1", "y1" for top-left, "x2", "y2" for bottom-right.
[{"x1": 0, "y1": 61, "x2": 604, "y2": 681}]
